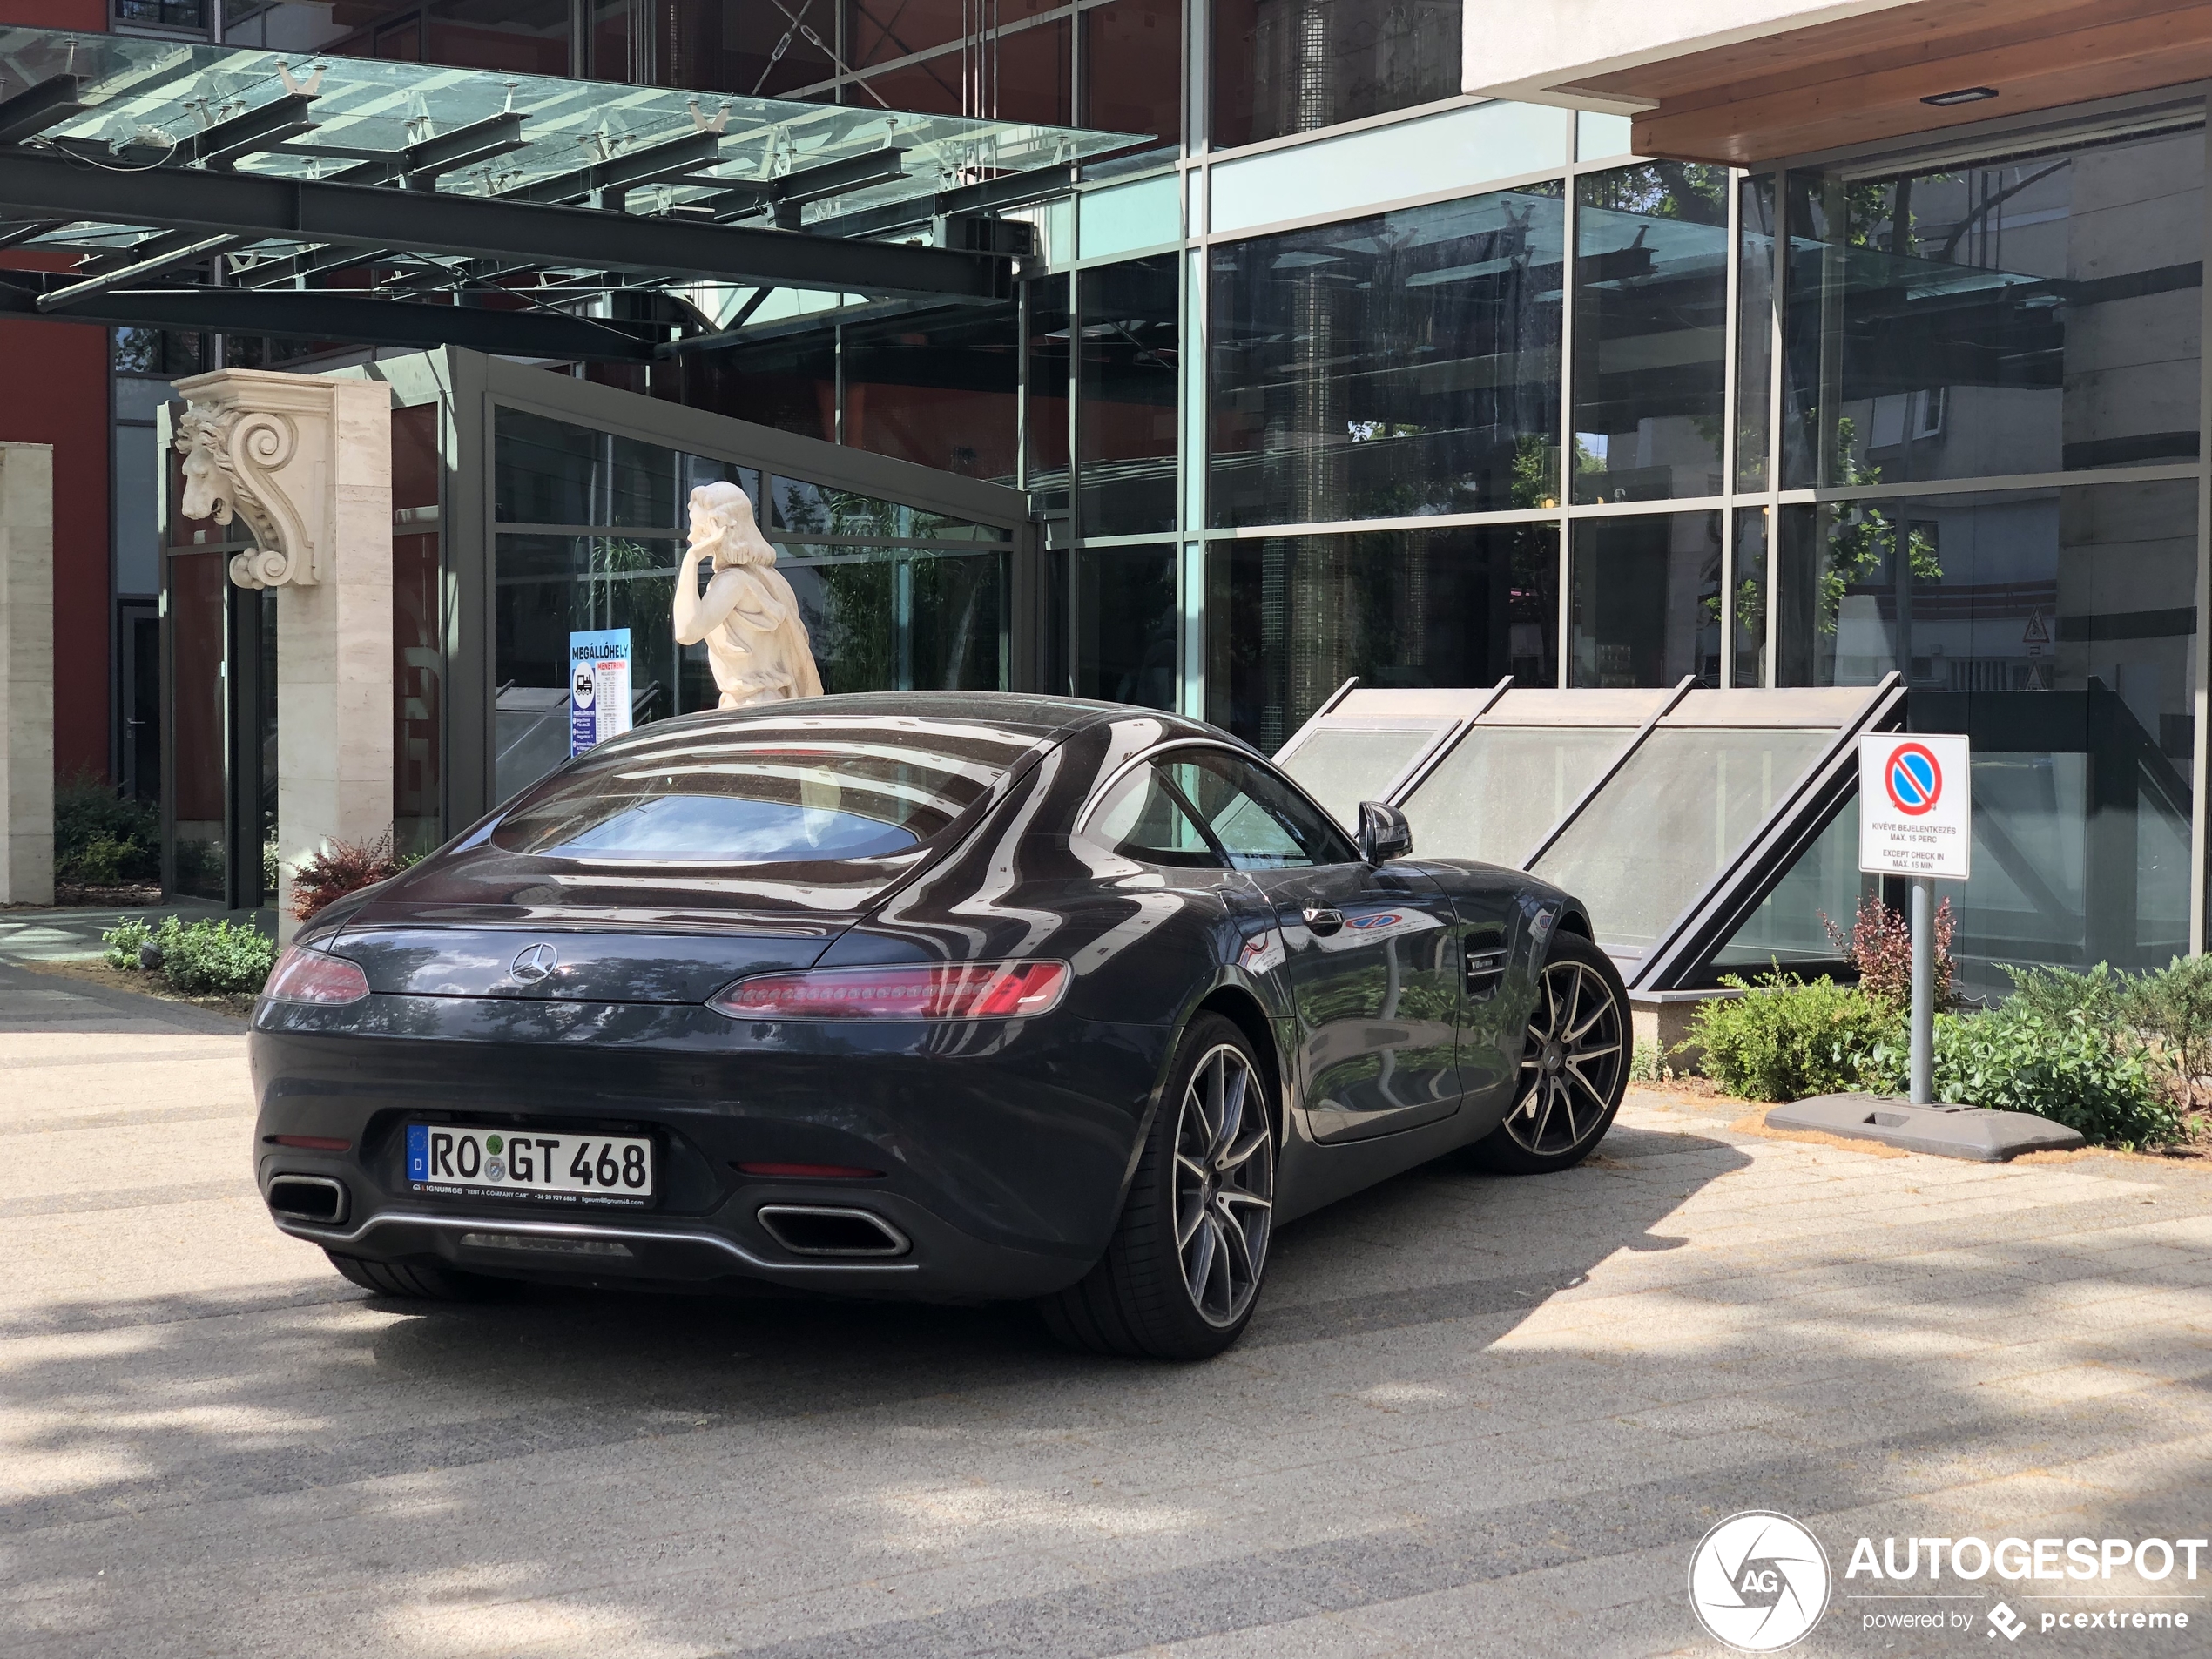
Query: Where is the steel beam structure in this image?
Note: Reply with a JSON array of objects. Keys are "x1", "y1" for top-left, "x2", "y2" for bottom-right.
[
  {"x1": 0, "y1": 76, "x2": 85, "y2": 147},
  {"x1": 0, "y1": 276, "x2": 658, "y2": 360},
  {"x1": 0, "y1": 145, "x2": 1012, "y2": 302},
  {"x1": 504, "y1": 129, "x2": 727, "y2": 209}
]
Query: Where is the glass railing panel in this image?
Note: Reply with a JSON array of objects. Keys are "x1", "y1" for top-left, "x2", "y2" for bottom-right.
[
  {"x1": 1400, "y1": 725, "x2": 1636, "y2": 869},
  {"x1": 1532, "y1": 727, "x2": 1834, "y2": 949},
  {"x1": 1278, "y1": 725, "x2": 1441, "y2": 831}
]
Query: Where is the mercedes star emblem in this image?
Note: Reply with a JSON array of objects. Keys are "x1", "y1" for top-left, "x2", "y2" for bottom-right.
[{"x1": 510, "y1": 942, "x2": 561, "y2": 983}]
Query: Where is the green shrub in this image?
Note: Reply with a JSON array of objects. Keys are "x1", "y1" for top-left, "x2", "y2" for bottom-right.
[
  {"x1": 155, "y1": 917, "x2": 278, "y2": 995},
  {"x1": 2115, "y1": 954, "x2": 2212, "y2": 1112},
  {"x1": 53, "y1": 773, "x2": 158, "y2": 885},
  {"x1": 101, "y1": 915, "x2": 153, "y2": 970},
  {"x1": 66, "y1": 834, "x2": 138, "y2": 887},
  {"x1": 1687, "y1": 972, "x2": 1905, "y2": 1103},
  {"x1": 1630, "y1": 1036, "x2": 1662, "y2": 1083},
  {"x1": 1935, "y1": 1004, "x2": 2176, "y2": 1148},
  {"x1": 2001, "y1": 961, "x2": 2127, "y2": 1026}
]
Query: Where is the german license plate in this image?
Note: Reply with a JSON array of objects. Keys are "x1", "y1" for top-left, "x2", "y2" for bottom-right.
[{"x1": 407, "y1": 1123, "x2": 654, "y2": 1208}]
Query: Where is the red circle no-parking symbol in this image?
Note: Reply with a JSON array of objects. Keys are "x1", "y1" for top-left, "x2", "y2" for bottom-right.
[{"x1": 1885, "y1": 742, "x2": 1942, "y2": 816}]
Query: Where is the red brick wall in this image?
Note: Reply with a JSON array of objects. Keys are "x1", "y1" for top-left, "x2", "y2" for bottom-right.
[{"x1": 0, "y1": 0, "x2": 112, "y2": 780}]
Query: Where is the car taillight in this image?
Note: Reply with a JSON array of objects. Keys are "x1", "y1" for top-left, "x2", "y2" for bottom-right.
[
  {"x1": 262, "y1": 944, "x2": 372, "y2": 1006},
  {"x1": 710, "y1": 961, "x2": 1071, "y2": 1021}
]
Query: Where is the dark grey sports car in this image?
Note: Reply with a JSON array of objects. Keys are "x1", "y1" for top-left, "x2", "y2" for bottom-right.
[{"x1": 251, "y1": 693, "x2": 1625, "y2": 1359}]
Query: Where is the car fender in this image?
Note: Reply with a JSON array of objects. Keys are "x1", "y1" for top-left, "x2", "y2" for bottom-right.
[{"x1": 1107, "y1": 964, "x2": 1294, "y2": 1211}]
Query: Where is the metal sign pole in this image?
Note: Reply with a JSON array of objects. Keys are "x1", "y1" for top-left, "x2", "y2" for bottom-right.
[
  {"x1": 1778, "y1": 732, "x2": 2087, "y2": 1161},
  {"x1": 1910, "y1": 875, "x2": 1933, "y2": 1105},
  {"x1": 1859, "y1": 732, "x2": 1969, "y2": 1109}
]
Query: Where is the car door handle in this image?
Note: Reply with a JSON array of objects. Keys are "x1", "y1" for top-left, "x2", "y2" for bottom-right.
[{"x1": 1302, "y1": 907, "x2": 1345, "y2": 936}]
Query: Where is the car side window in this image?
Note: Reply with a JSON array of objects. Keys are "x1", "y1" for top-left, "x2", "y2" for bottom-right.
[
  {"x1": 1164, "y1": 751, "x2": 1359, "y2": 871},
  {"x1": 1083, "y1": 764, "x2": 1225, "y2": 868}
]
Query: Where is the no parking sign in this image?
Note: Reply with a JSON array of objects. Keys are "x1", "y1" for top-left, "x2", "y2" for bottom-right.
[{"x1": 1858, "y1": 732, "x2": 1971, "y2": 880}]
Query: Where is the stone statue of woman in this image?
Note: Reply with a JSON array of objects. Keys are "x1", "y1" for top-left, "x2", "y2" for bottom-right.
[{"x1": 673, "y1": 482, "x2": 824, "y2": 708}]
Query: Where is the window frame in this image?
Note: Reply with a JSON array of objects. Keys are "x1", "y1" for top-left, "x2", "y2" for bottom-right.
[{"x1": 1076, "y1": 738, "x2": 1361, "y2": 867}]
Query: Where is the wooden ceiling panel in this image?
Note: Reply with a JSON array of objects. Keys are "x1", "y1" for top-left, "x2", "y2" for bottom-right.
[
  {"x1": 1577, "y1": 0, "x2": 2141, "y2": 105},
  {"x1": 1586, "y1": 0, "x2": 2212, "y2": 165}
]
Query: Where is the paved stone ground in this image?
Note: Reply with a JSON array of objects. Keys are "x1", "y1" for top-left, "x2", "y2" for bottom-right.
[
  {"x1": 0, "y1": 900, "x2": 223, "y2": 963},
  {"x1": 3, "y1": 965, "x2": 2211, "y2": 1658}
]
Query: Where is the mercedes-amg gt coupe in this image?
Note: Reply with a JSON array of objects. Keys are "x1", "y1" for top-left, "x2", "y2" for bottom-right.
[{"x1": 251, "y1": 693, "x2": 1625, "y2": 1359}]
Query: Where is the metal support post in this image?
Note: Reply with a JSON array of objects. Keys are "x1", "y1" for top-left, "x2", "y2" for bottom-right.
[{"x1": 1910, "y1": 875, "x2": 1934, "y2": 1105}]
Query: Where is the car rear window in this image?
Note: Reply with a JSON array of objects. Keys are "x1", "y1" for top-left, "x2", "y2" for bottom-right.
[{"x1": 492, "y1": 718, "x2": 1027, "y2": 864}]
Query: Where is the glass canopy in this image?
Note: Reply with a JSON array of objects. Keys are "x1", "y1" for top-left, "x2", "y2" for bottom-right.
[
  {"x1": 1273, "y1": 686, "x2": 1494, "y2": 832},
  {"x1": 1283, "y1": 680, "x2": 1904, "y2": 990},
  {"x1": 0, "y1": 26, "x2": 1138, "y2": 258}
]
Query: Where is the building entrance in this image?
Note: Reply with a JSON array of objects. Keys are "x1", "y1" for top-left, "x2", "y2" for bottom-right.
[{"x1": 158, "y1": 348, "x2": 1038, "y2": 911}]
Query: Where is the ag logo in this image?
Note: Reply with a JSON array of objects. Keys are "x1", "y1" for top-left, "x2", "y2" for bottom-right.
[{"x1": 1687, "y1": 1511, "x2": 1831, "y2": 1651}]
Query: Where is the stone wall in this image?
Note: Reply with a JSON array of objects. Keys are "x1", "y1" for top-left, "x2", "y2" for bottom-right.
[{"x1": 0, "y1": 442, "x2": 53, "y2": 906}]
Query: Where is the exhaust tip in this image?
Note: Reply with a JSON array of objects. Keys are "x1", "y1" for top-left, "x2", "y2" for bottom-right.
[
  {"x1": 757, "y1": 1204, "x2": 910, "y2": 1258},
  {"x1": 267, "y1": 1174, "x2": 347, "y2": 1225}
]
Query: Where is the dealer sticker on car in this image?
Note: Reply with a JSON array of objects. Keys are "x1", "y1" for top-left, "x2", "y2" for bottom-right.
[{"x1": 407, "y1": 1124, "x2": 654, "y2": 1207}]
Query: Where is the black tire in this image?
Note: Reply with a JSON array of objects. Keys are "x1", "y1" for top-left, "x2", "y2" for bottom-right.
[
  {"x1": 1469, "y1": 932, "x2": 1629, "y2": 1175},
  {"x1": 1041, "y1": 1015, "x2": 1276, "y2": 1361},
  {"x1": 325, "y1": 1250, "x2": 494, "y2": 1301}
]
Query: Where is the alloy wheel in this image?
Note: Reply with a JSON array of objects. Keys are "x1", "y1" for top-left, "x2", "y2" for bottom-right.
[
  {"x1": 1173, "y1": 1043, "x2": 1274, "y2": 1328},
  {"x1": 1510, "y1": 958, "x2": 1624, "y2": 1157}
]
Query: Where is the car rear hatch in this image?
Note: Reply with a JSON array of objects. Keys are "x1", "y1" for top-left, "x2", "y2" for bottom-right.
[
  {"x1": 327, "y1": 845, "x2": 894, "y2": 1001},
  {"x1": 326, "y1": 709, "x2": 1058, "y2": 1003}
]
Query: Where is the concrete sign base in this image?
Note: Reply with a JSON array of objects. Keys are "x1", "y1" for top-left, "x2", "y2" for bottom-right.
[{"x1": 1765, "y1": 1094, "x2": 2087, "y2": 1163}]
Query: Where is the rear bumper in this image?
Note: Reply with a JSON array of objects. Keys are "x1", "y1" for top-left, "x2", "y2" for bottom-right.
[
  {"x1": 249, "y1": 995, "x2": 1172, "y2": 1301},
  {"x1": 265, "y1": 1184, "x2": 1088, "y2": 1300}
]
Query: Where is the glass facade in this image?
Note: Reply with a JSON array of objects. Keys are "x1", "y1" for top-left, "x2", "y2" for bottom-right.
[
  {"x1": 1209, "y1": 186, "x2": 1564, "y2": 528},
  {"x1": 1781, "y1": 127, "x2": 2204, "y2": 489},
  {"x1": 132, "y1": 2, "x2": 2212, "y2": 983},
  {"x1": 1568, "y1": 512, "x2": 1723, "y2": 689},
  {"x1": 1205, "y1": 526, "x2": 1557, "y2": 749},
  {"x1": 1211, "y1": 0, "x2": 1463, "y2": 150},
  {"x1": 1078, "y1": 255, "x2": 1180, "y2": 536},
  {"x1": 1571, "y1": 165, "x2": 1730, "y2": 506},
  {"x1": 1185, "y1": 102, "x2": 2212, "y2": 988},
  {"x1": 492, "y1": 408, "x2": 1009, "y2": 805}
]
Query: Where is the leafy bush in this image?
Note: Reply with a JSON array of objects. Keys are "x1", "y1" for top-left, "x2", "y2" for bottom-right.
[
  {"x1": 1687, "y1": 972, "x2": 1905, "y2": 1103},
  {"x1": 2116, "y1": 954, "x2": 2212, "y2": 1112},
  {"x1": 154, "y1": 917, "x2": 277, "y2": 995},
  {"x1": 101, "y1": 915, "x2": 153, "y2": 970},
  {"x1": 1680, "y1": 956, "x2": 2192, "y2": 1149},
  {"x1": 54, "y1": 773, "x2": 158, "y2": 886},
  {"x1": 2000, "y1": 961, "x2": 2127, "y2": 1027},
  {"x1": 1820, "y1": 893, "x2": 1954, "y2": 1008},
  {"x1": 289, "y1": 833, "x2": 402, "y2": 922},
  {"x1": 67, "y1": 834, "x2": 138, "y2": 886},
  {"x1": 1630, "y1": 1036, "x2": 1662, "y2": 1083},
  {"x1": 1934, "y1": 1005, "x2": 2176, "y2": 1149}
]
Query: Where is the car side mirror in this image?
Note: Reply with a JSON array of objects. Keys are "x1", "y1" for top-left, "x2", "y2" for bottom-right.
[{"x1": 1358, "y1": 800, "x2": 1412, "y2": 865}]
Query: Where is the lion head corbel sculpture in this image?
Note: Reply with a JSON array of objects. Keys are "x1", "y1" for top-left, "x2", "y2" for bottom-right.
[{"x1": 175, "y1": 401, "x2": 317, "y2": 590}]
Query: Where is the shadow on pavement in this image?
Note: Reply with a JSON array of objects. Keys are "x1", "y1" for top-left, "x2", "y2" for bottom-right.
[{"x1": 10, "y1": 1107, "x2": 2209, "y2": 1657}]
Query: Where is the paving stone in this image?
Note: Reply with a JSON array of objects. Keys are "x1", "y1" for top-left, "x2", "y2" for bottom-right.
[{"x1": 4, "y1": 990, "x2": 2212, "y2": 1655}]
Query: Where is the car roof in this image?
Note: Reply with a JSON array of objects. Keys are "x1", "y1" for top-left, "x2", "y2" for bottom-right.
[{"x1": 632, "y1": 691, "x2": 1231, "y2": 747}]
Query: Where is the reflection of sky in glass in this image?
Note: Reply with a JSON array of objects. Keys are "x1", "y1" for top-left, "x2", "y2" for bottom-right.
[
  {"x1": 1, "y1": 24, "x2": 1136, "y2": 256},
  {"x1": 536, "y1": 794, "x2": 921, "y2": 862}
]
